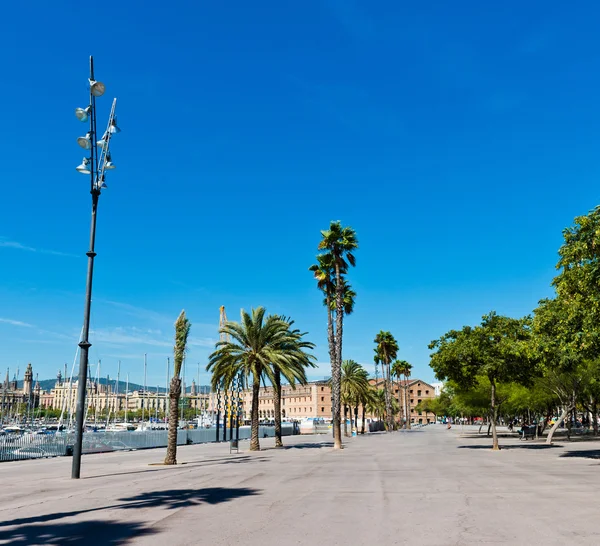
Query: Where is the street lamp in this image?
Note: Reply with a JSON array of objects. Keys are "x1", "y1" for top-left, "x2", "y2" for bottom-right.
[{"x1": 71, "y1": 56, "x2": 120, "y2": 479}]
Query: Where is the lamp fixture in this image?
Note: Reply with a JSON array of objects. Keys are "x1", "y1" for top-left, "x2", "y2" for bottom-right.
[
  {"x1": 77, "y1": 133, "x2": 92, "y2": 150},
  {"x1": 109, "y1": 118, "x2": 120, "y2": 134},
  {"x1": 104, "y1": 153, "x2": 115, "y2": 170},
  {"x1": 75, "y1": 106, "x2": 92, "y2": 122},
  {"x1": 76, "y1": 158, "x2": 91, "y2": 174},
  {"x1": 89, "y1": 80, "x2": 105, "y2": 97}
]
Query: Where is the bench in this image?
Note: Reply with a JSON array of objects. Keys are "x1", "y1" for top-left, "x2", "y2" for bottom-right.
[{"x1": 520, "y1": 426, "x2": 536, "y2": 440}]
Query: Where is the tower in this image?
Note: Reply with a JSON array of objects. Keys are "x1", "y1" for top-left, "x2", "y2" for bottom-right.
[
  {"x1": 57, "y1": 369, "x2": 63, "y2": 386},
  {"x1": 23, "y1": 363, "x2": 33, "y2": 396}
]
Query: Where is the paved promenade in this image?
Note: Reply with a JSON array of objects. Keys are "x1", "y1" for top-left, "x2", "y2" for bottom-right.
[{"x1": 0, "y1": 425, "x2": 599, "y2": 545}]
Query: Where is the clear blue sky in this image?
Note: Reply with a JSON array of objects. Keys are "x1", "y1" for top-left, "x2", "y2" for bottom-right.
[{"x1": 1, "y1": 1, "x2": 599, "y2": 387}]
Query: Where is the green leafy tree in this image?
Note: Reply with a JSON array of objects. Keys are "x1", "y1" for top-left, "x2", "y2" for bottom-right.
[
  {"x1": 429, "y1": 312, "x2": 533, "y2": 450},
  {"x1": 164, "y1": 310, "x2": 191, "y2": 465},
  {"x1": 208, "y1": 308, "x2": 314, "y2": 451},
  {"x1": 311, "y1": 221, "x2": 358, "y2": 449},
  {"x1": 374, "y1": 332, "x2": 399, "y2": 431}
]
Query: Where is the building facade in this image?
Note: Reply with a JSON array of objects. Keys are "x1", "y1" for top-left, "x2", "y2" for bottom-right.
[{"x1": 369, "y1": 378, "x2": 437, "y2": 425}]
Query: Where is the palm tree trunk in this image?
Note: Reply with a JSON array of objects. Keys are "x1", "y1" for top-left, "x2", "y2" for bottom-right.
[
  {"x1": 250, "y1": 372, "x2": 261, "y2": 451},
  {"x1": 383, "y1": 358, "x2": 392, "y2": 431},
  {"x1": 396, "y1": 376, "x2": 402, "y2": 429},
  {"x1": 361, "y1": 404, "x2": 366, "y2": 434},
  {"x1": 333, "y1": 263, "x2": 345, "y2": 450},
  {"x1": 405, "y1": 375, "x2": 411, "y2": 430},
  {"x1": 326, "y1": 293, "x2": 341, "y2": 450},
  {"x1": 354, "y1": 405, "x2": 358, "y2": 435},
  {"x1": 164, "y1": 377, "x2": 181, "y2": 465},
  {"x1": 274, "y1": 369, "x2": 283, "y2": 448}
]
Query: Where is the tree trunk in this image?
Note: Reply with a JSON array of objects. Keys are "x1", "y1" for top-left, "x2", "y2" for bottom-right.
[
  {"x1": 326, "y1": 290, "x2": 341, "y2": 450},
  {"x1": 361, "y1": 404, "x2": 366, "y2": 434},
  {"x1": 344, "y1": 405, "x2": 349, "y2": 437},
  {"x1": 164, "y1": 377, "x2": 181, "y2": 465},
  {"x1": 491, "y1": 380, "x2": 499, "y2": 450},
  {"x1": 354, "y1": 405, "x2": 358, "y2": 435},
  {"x1": 334, "y1": 263, "x2": 344, "y2": 449},
  {"x1": 274, "y1": 369, "x2": 283, "y2": 448},
  {"x1": 396, "y1": 377, "x2": 402, "y2": 429},
  {"x1": 250, "y1": 372, "x2": 261, "y2": 451},
  {"x1": 382, "y1": 357, "x2": 392, "y2": 431},
  {"x1": 593, "y1": 398, "x2": 598, "y2": 436},
  {"x1": 546, "y1": 405, "x2": 571, "y2": 444},
  {"x1": 405, "y1": 377, "x2": 411, "y2": 430}
]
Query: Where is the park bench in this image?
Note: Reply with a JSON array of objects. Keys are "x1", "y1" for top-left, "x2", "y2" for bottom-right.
[{"x1": 520, "y1": 425, "x2": 536, "y2": 440}]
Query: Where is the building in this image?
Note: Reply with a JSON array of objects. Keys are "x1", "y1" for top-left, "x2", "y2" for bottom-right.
[
  {"x1": 369, "y1": 378, "x2": 437, "y2": 425},
  {"x1": 0, "y1": 363, "x2": 41, "y2": 421},
  {"x1": 43, "y1": 371, "x2": 210, "y2": 419},
  {"x1": 239, "y1": 380, "x2": 332, "y2": 421}
]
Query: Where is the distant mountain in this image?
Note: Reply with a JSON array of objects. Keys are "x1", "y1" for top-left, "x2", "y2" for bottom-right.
[{"x1": 16, "y1": 378, "x2": 212, "y2": 394}]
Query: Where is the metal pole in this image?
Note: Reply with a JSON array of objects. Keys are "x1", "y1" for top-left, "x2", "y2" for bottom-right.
[
  {"x1": 142, "y1": 353, "x2": 147, "y2": 430},
  {"x1": 216, "y1": 383, "x2": 221, "y2": 442}
]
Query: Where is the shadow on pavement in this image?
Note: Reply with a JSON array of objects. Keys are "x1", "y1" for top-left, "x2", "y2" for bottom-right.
[
  {"x1": 283, "y1": 442, "x2": 334, "y2": 450},
  {"x1": 457, "y1": 444, "x2": 562, "y2": 450},
  {"x1": 0, "y1": 487, "x2": 261, "y2": 530},
  {"x1": 0, "y1": 519, "x2": 155, "y2": 545},
  {"x1": 85, "y1": 456, "x2": 269, "y2": 480},
  {"x1": 559, "y1": 449, "x2": 600, "y2": 459}
]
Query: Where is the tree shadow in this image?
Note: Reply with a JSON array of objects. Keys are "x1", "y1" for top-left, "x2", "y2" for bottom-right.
[
  {"x1": 559, "y1": 449, "x2": 600, "y2": 459},
  {"x1": 0, "y1": 519, "x2": 155, "y2": 545},
  {"x1": 283, "y1": 442, "x2": 334, "y2": 450},
  {"x1": 85, "y1": 456, "x2": 269, "y2": 480},
  {"x1": 457, "y1": 444, "x2": 562, "y2": 450},
  {"x1": 0, "y1": 487, "x2": 261, "y2": 529}
]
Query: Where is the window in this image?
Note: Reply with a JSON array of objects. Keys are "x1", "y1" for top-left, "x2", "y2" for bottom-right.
[
  {"x1": 321, "y1": 407, "x2": 325, "y2": 412},
  {"x1": 321, "y1": 397, "x2": 324, "y2": 402},
  {"x1": 418, "y1": 410, "x2": 422, "y2": 416},
  {"x1": 410, "y1": 389, "x2": 413, "y2": 394},
  {"x1": 410, "y1": 399, "x2": 414, "y2": 404},
  {"x1": 417, "y1": 390, "x2": 421, "y2": 396},
  {"x1": 321, "y1": 387, "x2": 324, "y2": 391},
  {"x1": 418, "y1": 399, "x2": 421, "y2": 405},
  {"x1": 418, "y1": 418, "x2": 423, "y2": 424}
]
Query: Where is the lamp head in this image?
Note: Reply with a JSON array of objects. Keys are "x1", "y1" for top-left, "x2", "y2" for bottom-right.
[
  {"x1": 109, "y1": 118, "x2": 121, "y2": 134},
  {"x1": 76, "y1": 158, "x2": 91, "y2": 174},
  {"x1": 75, "y1": 106, "x2": 91, "y2": 122},
  {"x1": 76, "y1": 133, "x2": 92, "y2": 150},
  {"x1": 89, "y1": 80, "x2": 105, "y2": 97}
]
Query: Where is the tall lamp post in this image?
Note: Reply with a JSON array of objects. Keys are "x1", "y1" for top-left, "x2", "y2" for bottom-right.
[{"x1": 71, "y1": 56, "x2": 120, "y2": 479}]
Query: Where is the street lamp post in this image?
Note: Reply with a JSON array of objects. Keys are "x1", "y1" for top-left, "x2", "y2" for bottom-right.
[{"x1": 71, "y1": 56, "x2": 120, "y2": 479}]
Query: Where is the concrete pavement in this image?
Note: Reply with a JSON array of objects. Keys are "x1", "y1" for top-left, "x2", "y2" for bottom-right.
[{"x1": 0, "y1": 425, "x2": 599, "y2": 545}]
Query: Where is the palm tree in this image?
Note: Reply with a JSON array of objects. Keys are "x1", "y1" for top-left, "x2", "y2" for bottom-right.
[
  {"x1": 391, "y1": 360, "x2": 412, "y2": 429},
  {"x1": 207, "y1": 307, "x2": 314, "y2": 451},
  {"x1": 315, "y1": 221, "x2": 358, "y2": 449},
  {"x1": 374, "y1": 331, "x2": 398, "y2": 431},
  {"x1": 341, "y1": 360, "x2": 369, "y2": 436},
  {"x1": 271, "y1": 316, "x2": 315, "y2": 447},
  {"x1": 164, "y1": 310, "x2": 191, "y2": 465}
]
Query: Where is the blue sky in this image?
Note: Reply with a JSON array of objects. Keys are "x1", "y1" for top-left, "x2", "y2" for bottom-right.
[{"x1": 1, "y1": 2, "x2": 599, "y2": 387}]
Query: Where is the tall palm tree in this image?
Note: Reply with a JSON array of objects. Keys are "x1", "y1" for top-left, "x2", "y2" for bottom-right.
[
  {"x1": 315, "y1": 221, "x2": 358, "y2": 449},
  {"x1": 164, "y1": 310, "x2": 191, "y2": 465},
  {"x1": 391, "y1": 360, "x2": 412, "y2": 429},
  {"x1": 207, "y1": 308, "x2": 313, "y2": 451},
  {"x1": 374, "y1": 331, "x2": 399, "y2": 431},
  {"x1": 271, "y1": 316, "x2": 315, "y2": 447}
]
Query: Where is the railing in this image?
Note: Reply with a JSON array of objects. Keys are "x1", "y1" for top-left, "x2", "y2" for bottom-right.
[{"x1": 0, "y1": 424, "x2": 295, "y2": 463}]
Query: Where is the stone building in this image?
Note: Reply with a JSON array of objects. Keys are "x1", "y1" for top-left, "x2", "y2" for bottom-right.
[
  {"x1": 238, "y1": 380, "x2": 332, "y2": 421},
  {"x1": 0, "y1": 363, "x2": 41, "y2": 420},
  {"x1": 369, "y1": 378, "x2": 437, "y2": 425}
]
